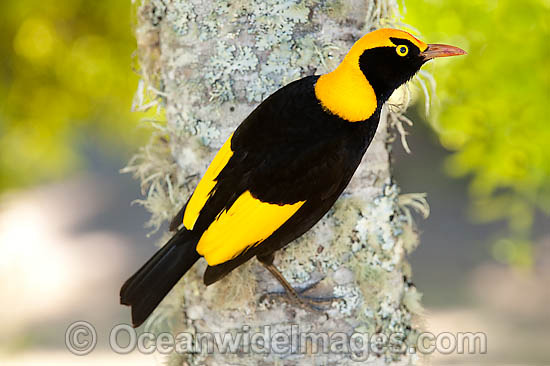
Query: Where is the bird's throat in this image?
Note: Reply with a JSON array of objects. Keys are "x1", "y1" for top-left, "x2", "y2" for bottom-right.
[{"x1": 314, "y1": 67, "x2": 378, "y2": 122}]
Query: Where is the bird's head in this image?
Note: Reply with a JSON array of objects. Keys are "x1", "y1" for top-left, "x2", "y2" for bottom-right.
[{"x1": 315, "y1": 28, "x2": 466, "y2": 122}]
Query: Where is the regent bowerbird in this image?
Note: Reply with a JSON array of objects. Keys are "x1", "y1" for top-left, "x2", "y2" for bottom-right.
[{"x1": 121, "y1": 28, "x2": 466, "y2": 327}]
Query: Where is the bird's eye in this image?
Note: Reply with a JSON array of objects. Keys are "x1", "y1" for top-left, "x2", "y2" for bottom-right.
[{"x1": 396, "y1": 45, "x2": 409, "y2": 57}]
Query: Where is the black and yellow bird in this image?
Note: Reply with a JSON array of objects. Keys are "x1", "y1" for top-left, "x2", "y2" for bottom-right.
[{"x1": 121, "y1": 28, "x2": 465, "y2": 327}]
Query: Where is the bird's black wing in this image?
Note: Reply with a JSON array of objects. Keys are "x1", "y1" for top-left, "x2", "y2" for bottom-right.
[{"x1": 178, "y1": 75, "x2": 373, "y2": 283}]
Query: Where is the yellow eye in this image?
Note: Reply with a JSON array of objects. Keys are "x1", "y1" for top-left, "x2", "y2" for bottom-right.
[{"x1": 396, "y1": 45, "x2": 408, "y2": 57}]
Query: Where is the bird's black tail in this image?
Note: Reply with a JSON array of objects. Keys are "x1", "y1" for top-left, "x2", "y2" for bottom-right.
[{"x1": 120, "y1": 229, "x2": 200, "y2": 327}]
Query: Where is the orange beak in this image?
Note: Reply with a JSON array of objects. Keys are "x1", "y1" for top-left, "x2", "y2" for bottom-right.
[{"x1": 421, "y1": 43, "x2": 467, "y2": 61}]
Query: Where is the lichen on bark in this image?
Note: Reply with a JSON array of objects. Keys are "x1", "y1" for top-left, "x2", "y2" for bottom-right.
[{"x1": 126, "y1": 0, "x2": 430, "y2": 364}]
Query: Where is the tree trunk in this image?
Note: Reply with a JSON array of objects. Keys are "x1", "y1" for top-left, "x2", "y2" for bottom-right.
[{"x1": 129, "y1": 0, "x2": 426, "y2": 364}]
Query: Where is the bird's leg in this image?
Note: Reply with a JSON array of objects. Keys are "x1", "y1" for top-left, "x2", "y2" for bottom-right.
[{"x1": 257, "y1": 253, "x2": 335, "y2": 312}]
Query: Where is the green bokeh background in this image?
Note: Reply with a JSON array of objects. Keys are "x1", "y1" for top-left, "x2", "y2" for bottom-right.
[
  {"x1": 0, "y1": 0, "x2": 151, "y2": 191},
  {"x1": 1, "y1": 0, "x2": 548, "y2": 260},
  {"x1": 405, "y1": 0, "x2": 550, "y2": 266}
]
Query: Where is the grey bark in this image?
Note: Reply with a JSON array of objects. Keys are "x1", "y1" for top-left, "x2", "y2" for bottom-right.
[{"x1": 128, "y1": 0, "x2": 428, "y2": 364}]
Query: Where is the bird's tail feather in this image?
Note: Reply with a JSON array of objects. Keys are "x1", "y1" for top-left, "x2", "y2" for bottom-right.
[{"x1": 120, "y1": 229, "x2": 200, "y2": 327}]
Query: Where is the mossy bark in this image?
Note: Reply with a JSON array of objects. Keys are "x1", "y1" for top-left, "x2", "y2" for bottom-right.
[{"x1": 129, "y1": 0, "x2": 427, "y2": 364}]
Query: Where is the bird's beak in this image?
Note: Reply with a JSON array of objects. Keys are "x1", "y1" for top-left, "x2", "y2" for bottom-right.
[{"x1": 421, "y1": 43, "x2": 467, "y2": 61}]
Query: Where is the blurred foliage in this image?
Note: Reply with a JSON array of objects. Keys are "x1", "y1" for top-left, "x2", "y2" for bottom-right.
[
  {"x1": 405, "y1": 0, "x2": 550, "y2": 266},
  {"x1": 0, "y1": 0, "x2": 152, "y2": 192}
]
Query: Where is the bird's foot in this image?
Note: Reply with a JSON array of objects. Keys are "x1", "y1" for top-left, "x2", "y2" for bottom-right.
[
  {"x1": 257, "y1": 256, "x2": 343, "y2": 313},
  {"x1": 259, "y1": 282, "x2": 341, "y2": 313}
]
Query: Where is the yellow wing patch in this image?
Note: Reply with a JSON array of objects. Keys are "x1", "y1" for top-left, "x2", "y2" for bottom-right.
[
  {"x1": 183, "y1": 134, "x2": 234, "y2": 230},
  {"x1": 196, "y1": 191, "x2": 305, "y2": 266}
]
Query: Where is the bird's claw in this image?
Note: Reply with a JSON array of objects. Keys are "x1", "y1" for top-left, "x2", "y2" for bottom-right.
[{"x1": 259, "y1": 287, "x2": 343, "y2": 314}]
